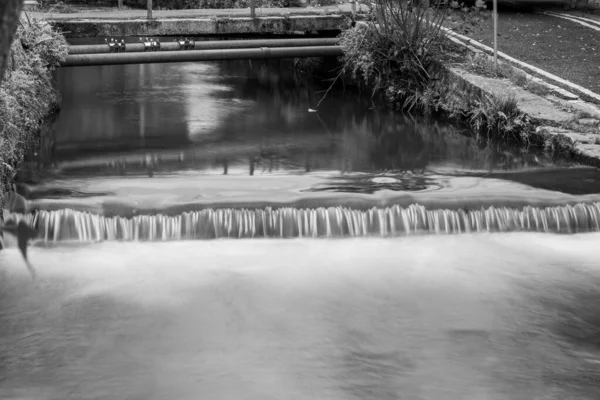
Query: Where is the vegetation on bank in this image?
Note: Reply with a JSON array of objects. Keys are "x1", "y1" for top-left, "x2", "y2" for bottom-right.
[
  {"x1": 38, "y1": 0, "x2": 338, "y2": 11},
  {"x1": 0, "y1": 16, "x2": 67, "y2": 208},
  {"x1": 336, "y1": 1, "x2": 536, "y2": 146},
  {"x1": 137, "y1": 0, "x2": 338, "y2": 8}
]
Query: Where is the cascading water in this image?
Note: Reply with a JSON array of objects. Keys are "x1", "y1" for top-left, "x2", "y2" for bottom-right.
[
  {"x1": 5, "y1": 51, "x2": 600, "y2": 400},
  {"x1": 7, "y1": 202, "x2": 600, "y2": 242}
]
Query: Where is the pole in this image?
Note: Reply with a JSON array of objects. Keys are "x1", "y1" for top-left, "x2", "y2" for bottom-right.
[
  {"x1": 147, "y1": 0, "x2": 152, "y2": 20},
  {"x1": 493, "y1": 0, "x2": 498, "y2": 74},
  {"x1": 250, "y1": 0, "x2": 255, "y2": 18}
]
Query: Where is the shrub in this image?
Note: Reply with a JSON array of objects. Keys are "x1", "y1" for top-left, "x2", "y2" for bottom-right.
[
  {"x1": 0, "y1": 17, "x2": 68, "y2": 207},
  {"x1": 466, "y1": 94, "x2": 531, "y2": 143},
  {"x1": 122, "y1": 0, "x2": 308, "y2": 9},
  {"x1": 339, "y1": 0, "x2": 452, "y2": 110}
]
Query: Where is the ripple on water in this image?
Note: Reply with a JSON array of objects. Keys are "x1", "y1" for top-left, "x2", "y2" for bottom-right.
[{"x1": 1, "y1": 235, "x2": 600, "y2": 399}]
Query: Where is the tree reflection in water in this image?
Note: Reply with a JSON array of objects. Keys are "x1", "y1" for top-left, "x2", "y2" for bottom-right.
[{"x1": 20, "y1": 58, "x2": 569, "y2": 184}]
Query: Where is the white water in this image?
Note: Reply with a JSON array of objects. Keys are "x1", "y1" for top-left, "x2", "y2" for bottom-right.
[
  {"x1": 8, "y1": 202, "x2": 600, "y2": 242},
  {"x1": 1, "y1": 234, "x2": 600, "y2": 399}
]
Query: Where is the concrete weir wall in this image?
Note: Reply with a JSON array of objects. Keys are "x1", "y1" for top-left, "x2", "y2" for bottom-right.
[{"x1": 52, "y1": 15, "x2": 349, "y2": 38}]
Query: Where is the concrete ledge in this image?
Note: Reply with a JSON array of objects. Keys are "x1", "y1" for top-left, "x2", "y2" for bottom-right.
[
  {"x1": 441, "y1": 65, "x2": 600, "y2": 165},
  {"x1": 50, "y1": 15, "x2": 349, "y2": 38}
]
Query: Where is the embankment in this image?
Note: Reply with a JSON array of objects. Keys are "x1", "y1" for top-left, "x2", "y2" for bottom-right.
[
  {"x1": 0, "y1": 17, "x2": 67, "y2": 209},
  {"x1": 337, "y1": 17, "x2": 600, "y2": 164}
]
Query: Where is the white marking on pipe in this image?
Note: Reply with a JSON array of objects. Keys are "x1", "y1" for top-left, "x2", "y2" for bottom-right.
[{"x1": 440, "y1": 26, "x2": 600, "y2": 102}]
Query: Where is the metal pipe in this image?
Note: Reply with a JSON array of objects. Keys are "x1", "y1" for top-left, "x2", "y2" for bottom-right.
[
  {"x1": 60, "y1": 46, "x2": 343, "y2": 67},
  {"x1": 68, "y1": 38, "x2": 340, "y2": 55}
]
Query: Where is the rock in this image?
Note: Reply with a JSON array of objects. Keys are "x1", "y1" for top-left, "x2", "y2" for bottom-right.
[{"x1": 578, "y1": 118, "x2": 600, "y2": 126}]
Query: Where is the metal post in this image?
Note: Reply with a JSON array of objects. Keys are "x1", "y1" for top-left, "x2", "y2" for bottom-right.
[
  {"x1": 147, "y1": 0, "x2": 152, "y2": 20},
  {"x1": 250, "y1": 0, "x2": 256, "y2": 18},
  {"x1": 351, "y1": 0, "x2": 356, "y2": 16},
  {"x1": 117, "y1": 0, "x2": 123, "y2": 8},
  {"x1": 493, "y1": 0, "x2": 498, "y2": 74}
]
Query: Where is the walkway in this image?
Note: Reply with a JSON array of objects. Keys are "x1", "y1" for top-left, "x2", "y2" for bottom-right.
[
  {"x1": 29, "y1": 3, "x2": 364, "y2": 20},
  {"x1": 450, "y1": 3, "x2": 600, "y2": 98}
]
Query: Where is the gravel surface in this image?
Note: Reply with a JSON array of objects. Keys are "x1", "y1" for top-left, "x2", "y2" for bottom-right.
[{"x1": 449, "y1": 6, "x2": 600, "y2": 96}]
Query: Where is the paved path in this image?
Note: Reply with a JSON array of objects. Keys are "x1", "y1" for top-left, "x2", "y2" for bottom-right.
[
  {"x1": 29, "y1": 3, "x2": 366, "y2": 20},
  {"x1": 451, "y1": 3, "x2": 600, "y2": 98}
]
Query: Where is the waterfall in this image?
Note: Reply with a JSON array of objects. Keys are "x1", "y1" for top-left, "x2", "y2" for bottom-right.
[{"x1": 5, "y1": 202, "x2": 600, "y2": 242}]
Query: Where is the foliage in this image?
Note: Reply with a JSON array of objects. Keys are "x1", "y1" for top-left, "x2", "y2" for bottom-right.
[
  {"x1": 336, "y1": 2, "x2": 537, "y2": 146},
  {"x1": 0, "y1": 17, "x2": 67, "y2": 209},
  {"x1": 339, "y1": 0, "x2": 452, "y2": 110},
  {"x1": 118, "y1": 0, "x2": 339, "y2": 9},
  {"x1": 466, "y1": 94, "x2": 530, "y2": 143},
  {"x1": 193, "y1": 0, "x2": 304, "y2": 8},
  {"x1": 39, "y1": 0, "x2": 339, "y2": 9}
]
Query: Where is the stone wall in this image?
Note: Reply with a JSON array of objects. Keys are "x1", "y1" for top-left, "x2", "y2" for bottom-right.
[{"x1": 51, "y1": 14, "x2": 349, "y2": 38}]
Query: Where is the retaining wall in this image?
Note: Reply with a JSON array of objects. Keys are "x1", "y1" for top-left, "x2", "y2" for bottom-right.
[{"x1": 51, "y1": 15, "x2": 350, "y2": 38}]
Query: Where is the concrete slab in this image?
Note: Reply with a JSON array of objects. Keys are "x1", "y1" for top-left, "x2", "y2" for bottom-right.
[
  {"x1": 450, "y1": 68, "x2": 575, "y2": 124},
  {"x1": 447, "y1": 66, "x2": 600, "y2": 165}
]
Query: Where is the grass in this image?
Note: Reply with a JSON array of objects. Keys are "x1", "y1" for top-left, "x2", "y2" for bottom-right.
[
  {"x1": 462, "y1": 93, "x2": 531, "y2": 144},
  {"x1": 0, "y1": 16, "x2": 67, "y2": 210},
  {"x1": 466, "y1": 52, "x2": 555, "y2": 98}
]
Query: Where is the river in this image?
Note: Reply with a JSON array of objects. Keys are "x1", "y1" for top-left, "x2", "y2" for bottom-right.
[{"x1": 1, "y1": 56, "x2": 600, "y2": 399}]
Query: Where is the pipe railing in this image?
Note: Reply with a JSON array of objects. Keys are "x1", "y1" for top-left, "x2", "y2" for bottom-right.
[
  {"x1": 60, "y1": 45, "x2": 343, "y2": 67},
  {"x1": 68, "y1": 38, "x2": 340, "y2": 55}
]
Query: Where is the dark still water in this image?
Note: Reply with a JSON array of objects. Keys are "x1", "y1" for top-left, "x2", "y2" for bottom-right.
[
  {"x1": 48, "y1": 59, "x2": 517, "y2": 173},
  {"x1": 15, "y1": 56, "x2": 600, "y2": 217},
  {"x1": 2, "y1": 55, "x2": 600, "y2": 400}
]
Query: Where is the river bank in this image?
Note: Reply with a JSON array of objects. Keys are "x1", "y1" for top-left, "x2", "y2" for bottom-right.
[
  {"x1": 0, "y1": 17, "x2": 67, "y2": 209},
  {"x1": 334, "y1": 4, "x2": 600, "y2": 166}
]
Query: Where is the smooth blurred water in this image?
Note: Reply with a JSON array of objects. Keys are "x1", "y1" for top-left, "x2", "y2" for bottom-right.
[
  {"x1": 4, "y1": 49, "x2": 600, "y2": 400},
  {"x1": 1, "y1": 234, "x2": 600, "y2": 400}
]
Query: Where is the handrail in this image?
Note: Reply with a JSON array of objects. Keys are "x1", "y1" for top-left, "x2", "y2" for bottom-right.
[
  {"x1": 60, "y1": 45, "x2": 343, "y2": 67},
  {"x1": 68, "y1": 38, "x2": 340, "y2": 55}
]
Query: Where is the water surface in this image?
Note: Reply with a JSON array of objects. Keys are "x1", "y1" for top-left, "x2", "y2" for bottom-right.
[
  {"x1": 18, "y1": 56, "x2": 598, "y2": 214},
  {"x1": 3, "y1": 51, "x2": 600, "y2": 400},
  {"x1": 1, "y1": 235, "x2": 600, "y2": 399}
]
